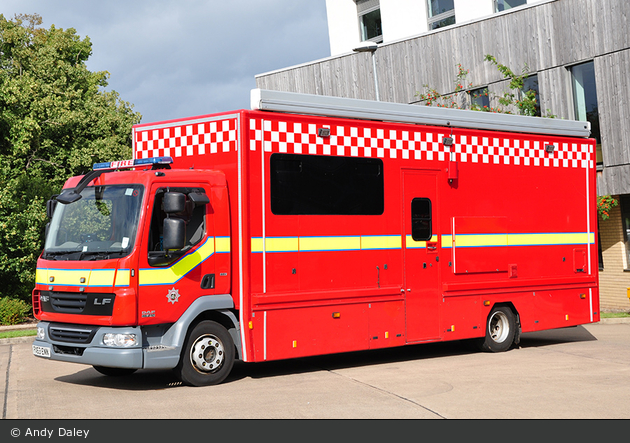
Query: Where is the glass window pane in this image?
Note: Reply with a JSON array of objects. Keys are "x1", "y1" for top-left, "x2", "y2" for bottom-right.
[
  {"x1": 411, "y1": 198, "x2": 432, "y2": 241},
  {"x1": 470, "y1": 87, "x2": 490, "y2": 110},
  {"x1": 571, "y1": 61, "x2": 601, "y2": 160},
  {"x1": 428, "y1": 0, "x2": 455, "y2": 18},
  {"x1": 270, "y1": 153, "x2": 384, "y2": 215},
  {"x1": 522, "y1": 74, "x2": 541, "y2": 117},
  {"x1": 496, "y1": 0, "x2": 527, "y2": 12},
  {"x1": 360, "y1": 9, "x2": 382, "y2": 41},
  {"x1": 429, "y1": 14, "x2": 456, "y2": 30},
  {"x1": 621, "y1": 195, "x2": 630, "y2": 269}
]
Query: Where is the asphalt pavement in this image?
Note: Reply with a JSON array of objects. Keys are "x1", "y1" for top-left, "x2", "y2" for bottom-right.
[{"x1": 1, "y1": 319, "x2": 629, "y2": 421}]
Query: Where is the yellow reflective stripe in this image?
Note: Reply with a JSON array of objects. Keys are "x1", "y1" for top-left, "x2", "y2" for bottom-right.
[
  {"x1": 455, "y1": 234, "x2": 508, "y2": 248},
  {"x1": 361, "y1": 235, "x2": 402, "y2": 250},
  {"x1": 300, "y1": 236, "x2": 361, "y2": 251},
  {"x1": 35, "y1": 268, "x2": 48, "y2": 285},
  {"x1": 114, "y1": 269, "x2": 130, "y2": 287},
  {"x1": 139, "y1": 237, "x2": 215, "y2": 286},
  {"x1": 507, "y1": 232, "x2": 594, "y2": 246},
  {"x1": 35, "y1": 268, "x2": 116, "y2": 287},
  {"x1": 249, "y1": 231, "x2": 595, "y2": 254},
  {"x1": 89, "y1": 269, "x2": 116, "y2": 286},
  {"x1": 251, "y1": 237, "x2": 299, "y2": 253},
  {"x1": 251, "y1": 237, "x2": 264, "y2": 253},
  {"x1": 251, "y1": 235, "x2": 404, "y2": 252},
  {"x1": 215, "y1": 236, "x2": 231, "y2": 253},
  {"x1": 268, "y1": 237, "x2": 300, "y2": 252},
  {"x1": 442, "y1": 235, "x2": 453, "y2": 247},
  {"x1": 446, "y1": 232, "x2": 595, "y2": 247},
  {"x1": 405, "y1": 235, "x2": 438, "y2": 249}
]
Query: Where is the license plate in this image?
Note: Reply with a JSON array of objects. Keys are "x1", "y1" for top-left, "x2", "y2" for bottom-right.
[{"x1": 32, "y1": 344, "x2": 51, "y2": 358}]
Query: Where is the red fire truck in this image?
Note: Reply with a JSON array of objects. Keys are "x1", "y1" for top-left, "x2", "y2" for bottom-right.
[{"x1": 32, "y1": 89, "x2": 599, "y2": 386}]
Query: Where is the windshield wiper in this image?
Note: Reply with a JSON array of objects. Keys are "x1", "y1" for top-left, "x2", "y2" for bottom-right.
[
  {"x1": 78, "y1": 250, "x2": 126, "y2": 261},
  {"x1": 43, "y1": 250, "x2": 81, "y2": 260}
]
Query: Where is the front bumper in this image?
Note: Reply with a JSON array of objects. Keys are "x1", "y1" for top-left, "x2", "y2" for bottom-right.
[{"x1": 32, "y1": 322, "x2": 144, "y2": 369}]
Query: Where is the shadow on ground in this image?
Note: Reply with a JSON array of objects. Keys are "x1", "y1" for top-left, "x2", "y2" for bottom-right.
[{"x1": 54, "y1": 325, "x2": 596, "y2": 391}]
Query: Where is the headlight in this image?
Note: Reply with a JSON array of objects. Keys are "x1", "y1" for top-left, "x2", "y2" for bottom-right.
[
  {"x1": 37, "y1": 327, "x2": 45, "y2": 340},
  {"x1": 103, "y1": 333, "x2": 138, "y2": 347}
]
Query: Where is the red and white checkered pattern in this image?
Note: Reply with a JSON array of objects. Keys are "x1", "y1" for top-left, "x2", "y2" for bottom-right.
[
  {"x1": 249, "y1": 118, "x2": 593, "y2": 169},
  {"x1": 134, "y1": 117, "x2": 238, "y2": 159},
  {"x1": 135, "y1": 115, "x2": 593, "y2": 170}
]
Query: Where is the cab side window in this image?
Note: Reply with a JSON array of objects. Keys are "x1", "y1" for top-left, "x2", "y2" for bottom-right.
[{"x1": 148, "y1": 188, "x2": 206, "y2": 254}]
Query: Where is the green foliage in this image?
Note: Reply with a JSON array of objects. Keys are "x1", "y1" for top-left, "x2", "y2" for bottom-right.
[
  {"x1": 484, "y1": 54, "x2": 539, "y2": 117},
  {"x1": 597, "y1": 195, "x2": 618, "y2": 220},
  {"x1": 416, "y1": 55, "x2": 554, "y2": 118},
  {"x1": 0, "y1": 13, "x2": 142, "y2": 300},
  {"x1": 0, "y1": 296, "x2": 31, "y2": 325}
]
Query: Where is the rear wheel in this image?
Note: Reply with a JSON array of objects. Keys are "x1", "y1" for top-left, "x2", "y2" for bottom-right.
[
  {"x1": 92, "y1": 366, "x2": 137, "y2": 376},
  {"x1": 175, "y1": 320, "x2": 235, "y2": 386},
  {"x1": 479, "y1": 306, "x2": 516, "y2": 352}
]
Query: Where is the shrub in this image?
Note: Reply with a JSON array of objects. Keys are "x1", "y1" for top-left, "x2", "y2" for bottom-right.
[{"x1": 0, "y1": 297, "x2": 32, "y2": 325}]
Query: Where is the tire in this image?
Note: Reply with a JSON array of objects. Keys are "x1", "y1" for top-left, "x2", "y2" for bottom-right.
[
  {"x1": 175, "y1": 320, "x2": 235, "y2": 386},
  {"x1": 479, "y1": 306, "x2": 516, "y2": 353},
  {"x1": 93, "y1": 366, "x2": 138, "y2": 376}
]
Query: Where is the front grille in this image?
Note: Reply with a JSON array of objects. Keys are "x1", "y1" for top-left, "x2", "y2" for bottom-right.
[
  {"x1": 40, "y1": 292, "x2": 115, "y2": 316},
  {"x1": 50, "y1": 292, "x2": 87, "y2": 313},
  {"x1": 52, "y1": 344, "x2": 86, "y2": 356},
  {"x1": 48, "y1": 323, "x2": 98, "y2": 344}
]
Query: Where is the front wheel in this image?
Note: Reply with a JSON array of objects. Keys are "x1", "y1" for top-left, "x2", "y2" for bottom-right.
[
  {"x1": 175, "y1": 320, "x2": 235, "y2": 386},
  {"x1": 478, "y1": 306, "x2": 516, "y2": 353}
]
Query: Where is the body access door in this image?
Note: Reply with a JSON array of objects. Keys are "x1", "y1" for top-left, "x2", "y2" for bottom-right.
[{"x1": 403, "y1": 171, "x2": 441, "y2": 342}]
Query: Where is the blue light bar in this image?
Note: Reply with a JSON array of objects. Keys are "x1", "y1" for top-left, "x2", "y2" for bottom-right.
[{"x1": 93, "y1": 156, "x2": 174, "y2": 170}]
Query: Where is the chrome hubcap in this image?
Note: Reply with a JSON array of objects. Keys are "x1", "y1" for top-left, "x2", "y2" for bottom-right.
[
  {"x1": 190, "y1": 334, "x2": 224, "y2": 373},
  {"x1": 489, "y1": 311, "x2": 509, "y2": 343}
]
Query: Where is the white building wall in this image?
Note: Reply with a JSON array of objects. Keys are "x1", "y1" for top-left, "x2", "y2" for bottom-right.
[
  {"x1": 380, "y1": 0, "x2": 427, "y2": 43},
  {"x1": 326, "y1": 0, "x2": 361, "y2": 55},
  {"x1": 454, "y1": 0, "x2": 493, "y2": 24}
]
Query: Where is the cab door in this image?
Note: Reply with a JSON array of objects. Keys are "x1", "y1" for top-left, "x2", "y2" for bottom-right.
[
  {"x1": 137, "y1": 185, "x2": 216, "y2": 324},
  {"x1": 403, "y1": 171, "x2": 441, "y2": 342}
]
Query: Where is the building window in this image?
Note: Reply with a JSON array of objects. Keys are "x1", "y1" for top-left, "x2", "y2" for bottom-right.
[
  {"x1": 469, "y1": 87, "x2": 490, "y2": 110},
  {"x1": 521, "y1": 74, "x2": 541, "y2": 117},
  {"x1": 270, "y1": 153, "x2": 384, "y2": 215},
  {"x1": 427, "y1": 0, "x2": 456, "y2": 30},
  {"x1": 621, "y1": 195, "x2": 630, "y2": 269},
  {"x1": 357, "y1": 0, "x2": 382, "y2": 43},
  {"x1": 494, "y1": 0, "x2": 527, "y2": 12},
  {"x1": 571, "y1": 61, "x2": 602, "y2": 164}
]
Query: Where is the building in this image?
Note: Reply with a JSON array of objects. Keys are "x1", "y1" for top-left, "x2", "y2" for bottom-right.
[{"x1": 255, "y1": 0, "x2": 630, "y2": 312}]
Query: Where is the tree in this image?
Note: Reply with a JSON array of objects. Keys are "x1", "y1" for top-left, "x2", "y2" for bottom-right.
[{"x1": 0, "y1": 14, "x2": 142, "y2": 300}]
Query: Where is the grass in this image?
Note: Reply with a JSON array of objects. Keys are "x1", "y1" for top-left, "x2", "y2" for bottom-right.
[
  {"x1": 601, "y1": 312, "x2": 630, "y2": 318},
  {"x1": 0, "y1": 329, "x2": 37, "y2": 339}
]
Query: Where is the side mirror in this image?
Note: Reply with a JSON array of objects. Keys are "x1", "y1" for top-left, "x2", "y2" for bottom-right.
[
  {"x1": 163, "y1": 192, "x2": 186, "y2": 214},
  {"x1": 46, "y1": 198, "x2": 58, "y2": 219},
  {"x1": 188, "y1": 192, "x2": 210, "y2": 206},
  {"x1": 163, "y1": 218, "x2": 186, "y2": 251}
]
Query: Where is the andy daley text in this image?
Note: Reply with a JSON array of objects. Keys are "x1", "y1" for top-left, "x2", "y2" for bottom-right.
[{"x1": 24, "y1": 428, "x2": 89, "y2": 438}]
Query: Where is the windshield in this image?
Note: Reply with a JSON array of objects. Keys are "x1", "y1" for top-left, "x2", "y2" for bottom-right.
[{"x1": 43, "y1": 185, "x2": 144, "y2": 261}]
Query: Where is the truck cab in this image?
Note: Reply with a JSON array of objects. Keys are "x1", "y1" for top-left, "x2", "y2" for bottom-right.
[{"x1": 32, "y1": 157, "x2": 239, "y2": 385}]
